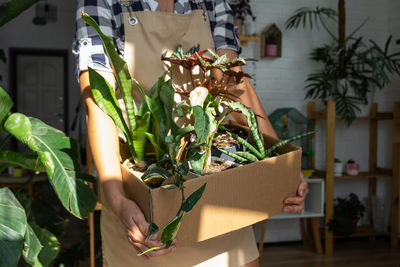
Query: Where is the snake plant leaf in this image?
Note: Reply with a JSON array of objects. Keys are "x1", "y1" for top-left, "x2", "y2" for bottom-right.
[
  {"x1": 88, "y1": 67, "x2": 134, "y2": 155},
  {"x1": 31, "y1": 222, "x2": 59, "y2": 267},
  {"x1": 29, "y1": 118, "x2": 97, "y2": 219},
  {"x1": 4, "y1": 113, "x2": 39, "y2": 151},
  {"x1": 193, "y1": 106, "x2": 210, "y2": 145},
  {"x1": 0, "y1": 188, "x2": 27, "y2": 267},
  {"x1": 0, "y1": 0, "x2": 38, "y2": 27},
  {"x1": 159, "y1": 81, "x2": 179, "y2": 134},
  {"x1": 132, "y1": 112, "x2": 151, "y2": 163},
  {"x1": 161, "y1": 213, "x2": 184, "y2": 248},
  {"x1": 144, "y1": 133, "x2": 165, "y2": 161},
  {"x1": 0, "y1": 87, "x2": 13, "y2": 126},
  {"x1": 181, "y1": 183, "x2": 207, "y2": 213},
  {"x1": 0, "y1": 150, "x2": 44, "y2": 172},
  {"x1": 188, "y1": 149, "x2": 206, "y2": 175},
  {"x1": 264, "y1": 131, "x2": 315, "y2": 158},
  {"x1": 22, "y1": 224, "x2": 42, "y2": 265},
  {"x1": 81, "y1": 13, "x2": 137, "y2": 132},
  {"x1": 236, "y1": 151, "x2": 259, "y2": 162}
]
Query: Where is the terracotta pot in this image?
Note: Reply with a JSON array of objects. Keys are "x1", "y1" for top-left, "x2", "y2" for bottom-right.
[{"x1": 265, "y1": 44, "x2": 278, "y2": 57}]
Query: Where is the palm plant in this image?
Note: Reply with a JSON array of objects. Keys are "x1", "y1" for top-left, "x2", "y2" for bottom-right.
[{"x1": 286, "y1": 2, "x2": 400, "y2": 125}]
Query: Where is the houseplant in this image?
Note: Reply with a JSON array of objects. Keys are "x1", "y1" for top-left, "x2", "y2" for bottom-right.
[
  {"x1": 345, "y1": 159, "x2": 360, "y2": 175},
  {"x1": 285, "y1": 2, "x2": 400, "y2": 125},
  {"x1": 334, "y1": 157, "x2": 343, "y2": 176},
  {"x1": 82, "y1": 10, "x2": 312, "y2": 255},
  {"x1": 265, "y1": 27, "x2": 279, "y2": 57},
  {"x1": 328, "y1": 193, "x2": 365, "y2": 236},
  {"x1": 227, "y1": 0, "x2": 256, "y2": 35}
]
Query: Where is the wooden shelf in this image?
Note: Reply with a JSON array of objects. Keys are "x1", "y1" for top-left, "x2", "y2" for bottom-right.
[
  {"x1": 313, "y1": 170, "x2": 392, "y2": 179},
  {"x1": 238, "y1": 34, "x2": 260, "y2": 42},
  {"x1": 307, "y1": 101, "x2": 400, "y2": 255}
]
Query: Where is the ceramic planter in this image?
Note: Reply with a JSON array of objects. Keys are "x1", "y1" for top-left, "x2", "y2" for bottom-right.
[{"x1": 345, "y1": 163, "x2": 360, "y2": 175}]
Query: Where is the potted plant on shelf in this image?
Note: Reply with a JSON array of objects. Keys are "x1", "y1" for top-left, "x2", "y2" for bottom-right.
[
  {"x1": 285, "y1": 1, "x2": 400, "y2": 125},
  {"x1": 265, "y1": 27, "x2": 279, "y2": 57},
  {"x1": 345, "y1": 159, "x2": 360, "y2": 175},
  {"x1": 328, "y1": 193, "x2": 366, "y2": 236},
  {"x1": 334, "y1": 157, "x2": 343, "y2": 176},
  {"x1": 227, "y1": 0, "x2": 256, "y2": 35}
]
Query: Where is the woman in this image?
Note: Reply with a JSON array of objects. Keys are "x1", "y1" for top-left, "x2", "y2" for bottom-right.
[{"x1": 73, "y1": 0, "x2": 308, "y2": 266}]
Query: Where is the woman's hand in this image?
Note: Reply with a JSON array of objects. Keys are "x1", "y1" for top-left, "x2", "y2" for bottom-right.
[
  {"x1": 282, "y1": 173, "x2": 308, "y2": 213},
  {"x1": 111, "y1": 194, "x2": 177, "y2": 259}
]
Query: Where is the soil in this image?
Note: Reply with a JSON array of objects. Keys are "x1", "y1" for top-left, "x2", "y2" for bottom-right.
[
  {"x1": 202, "y1": 158, "x2": 237, "y2": 175},
  {"x1": 212, "y1": 124, "x2": 248, "y2": 149}
]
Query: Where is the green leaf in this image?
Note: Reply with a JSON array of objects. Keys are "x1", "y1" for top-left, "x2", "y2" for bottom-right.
[
  {"x1": 22, "y1": 224, "x2": 42, "y2": 265},
  {"x1": 193, "y1": 106, "x2": 210, "y2": 144},
  {"x1": 0, "y1": 150, "x2": 44, "y2": 172},
  {"x1": 161, "y1": 214, "x2": 184, "y2": 248},
  {"x1": 141, "y1": 164, "x2": 172, "y2": 181},
  {"x1": 88, "y1": 67, "x2": 134, "y2": 155},
  {"x1": 0, "y1": 0, "x2": 38, "y2": 27},
  {"x1": 30, "y1": 118, "x2": 97, "y2": 219},
  {"x1": 0, "y1": 188, "x2": 27, "y2": 267},
  {"x1": 181, "y1": 183, "x2": 207, "y2": 213},
  {"x1": 31, "y1": 222, "x2": 59, "y2": 267},
  {"x1": 189, "y1": 149, "x2": 206, "y2": 175},
  {"x1": 81, "y1": 13, "x2": 137, "y2": 133},
  {"x1": 159, "y1": 81, "x2": 178, "y2": 134},
  {"x1": 132, "y1": 112, "x2": 151, "y2": 163},
  {"x1": 4, "y1": 113, "x2": 39, "y2": 151},
  {"x1": 0, "y1": 87, "x2": 13, "y2": 125}
]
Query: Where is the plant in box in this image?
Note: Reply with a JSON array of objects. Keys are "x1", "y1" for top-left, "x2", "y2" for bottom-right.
[{"x1": 82, "y1": 11, "x2": 311, "y2": 254}]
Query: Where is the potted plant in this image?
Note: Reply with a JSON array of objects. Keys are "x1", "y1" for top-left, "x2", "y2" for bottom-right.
[
  {"x1": 265, "y1": 27, "x2": 279, "y2": 57},
  {"x1": 285, "y1": 2, "x2": 400, "y2": 125},
  {"x1": 334, "y1": 157, "x2": 343, "y2": 176},
  {"x1": 82, "y1": 11, "x2": 312, "y2": 255},
  {"x1": 345, "y1": 159, "x2": 360, "y2": 175},
  {"x1": 328, "y1": 193, "x2": 366, "y2": 236},
  {"x1": 227, "y1": 0, "x2": 256, "y2": 35},
  {"x1": 211, "y1": 124, "x2": 248, "y2": 162}
]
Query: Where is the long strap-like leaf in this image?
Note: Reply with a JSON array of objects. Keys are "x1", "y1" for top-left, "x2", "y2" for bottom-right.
[{"x1": 82, "y1": 13, "x2": 137, "y2": 133}]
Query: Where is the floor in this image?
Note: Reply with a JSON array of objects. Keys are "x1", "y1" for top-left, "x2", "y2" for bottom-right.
[{"x1": 260, "y1": 238, "x2": 400, "y2": 267}]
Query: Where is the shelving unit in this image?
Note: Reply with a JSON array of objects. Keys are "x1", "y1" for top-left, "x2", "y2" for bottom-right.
[{"x1": 307, "y1": 101, "x2": 400, "y2": 256}]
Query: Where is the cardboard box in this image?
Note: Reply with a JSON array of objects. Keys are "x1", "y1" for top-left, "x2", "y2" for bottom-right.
[{"x1": 121, "y1": 134, "x2": 301, "y2": 247}]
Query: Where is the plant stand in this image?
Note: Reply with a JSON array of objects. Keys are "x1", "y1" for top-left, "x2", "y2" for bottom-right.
[{"x1": 307, "y1": 101, "x2": 400, "y2": 255}]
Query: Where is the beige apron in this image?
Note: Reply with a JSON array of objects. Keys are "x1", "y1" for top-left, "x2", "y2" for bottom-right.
[{"x1": 101, "y1": 2, "x2": 259, "y2": 266}]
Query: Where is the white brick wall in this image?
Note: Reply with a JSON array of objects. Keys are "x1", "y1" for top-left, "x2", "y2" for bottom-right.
[{"x1": 247, "y1": 0, "x2": 400, "y2": 243}]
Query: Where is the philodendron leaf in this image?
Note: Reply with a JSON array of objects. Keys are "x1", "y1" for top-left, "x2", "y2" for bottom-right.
[
  {"x1": 22, "y1": 224, "x2": 42, "y2": 265},
  {"x1": 181, "y1": 183, "x2": 207, "y2": 213},
  {"x1": 0, "y1": 87, "x2": 13, "y2": 125},
  {"x1": 31, "y1": 222, "x2": 59, "y2": 267},
  {"x1": 193, "y1": 106, "x2": 210, "y2": 145},
  {"x1": 30, "y1": 118, "x2": 97, "y2": 219},
  {"x1": 189, "y1": 149, "x2": 206, "y2": 175},
  {"x1": 161, "y1": 214, "x2": 184, "y2": 248},
  {"x1": 4, "y1": 113, "x2": 39, "y2": 151},
  {"x1": 88, "y1": 67, "x2": 134, "y2": 154},
  {"x1": 0, "y1": 150, "x2": 44, "y2": 172},
  {"x1": 0, "y1": 188, "x2": 28, "y2": 267},
  {"x1": 81, "y1": 12, "x2": 137, "y2": 133}
]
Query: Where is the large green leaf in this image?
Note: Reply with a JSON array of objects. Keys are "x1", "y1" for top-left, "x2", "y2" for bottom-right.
[
  {"x1": 4, "y1": 113, "x2": 38, "y2": 151},
  {"x1": 31, "y1": 222, "x2": 59, "y2": 267},
  {"x1": 88, "y1": 67, "x2": 134, "y2": 155},
  {"x1": 132, "y1": 112, "x2": 151, "y2": 163},
  {"x1": 0, "y1": 188, "x2": 27, "y2": 267},
  {"x1": 188, "y1": 149, "x2": 206, "y2": 175},
  {"x1": 81, "y1": 13, "x2": 137, "y2": 132},
  {"x1": 0, "y1": 87, "x2": 13, "y2": 125},
  {"x1": 0, "y1": 150, "x2": 44, "y2": 172},
  {"x1": 193, "y1": 106, "x2": 210, "y2": 145},
  {"x1": 22, "y1": 224, "x2": 41, "y2": 265},
  {"x1": 0, "y1": 0, "x2": 38, "y2": 27},
  {"x1": 26, "y1": 118, "x2": 96, "y2": 218}
]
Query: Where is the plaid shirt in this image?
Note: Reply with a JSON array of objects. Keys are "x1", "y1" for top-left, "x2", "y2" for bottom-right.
[{"x1": 73, "y1": 0, "x2": 241, "y2": 77}]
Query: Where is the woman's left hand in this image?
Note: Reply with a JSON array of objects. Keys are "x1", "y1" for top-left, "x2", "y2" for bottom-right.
[{"x1": 282, "y1": 173, "x2": 308, "y2": 213}]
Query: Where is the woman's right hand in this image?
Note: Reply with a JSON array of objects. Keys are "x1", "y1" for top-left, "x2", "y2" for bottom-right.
[{"x1": 111, "y1": 194, "x2": 177, "y2": 258}]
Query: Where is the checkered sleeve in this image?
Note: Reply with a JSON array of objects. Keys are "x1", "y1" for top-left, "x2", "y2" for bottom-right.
[
  {"x1": 72, "y1": 0, "x2": 123, "y2": 79},
  {"x1": 208, "y1": 0, "x2": 241, "y2": 54}
]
